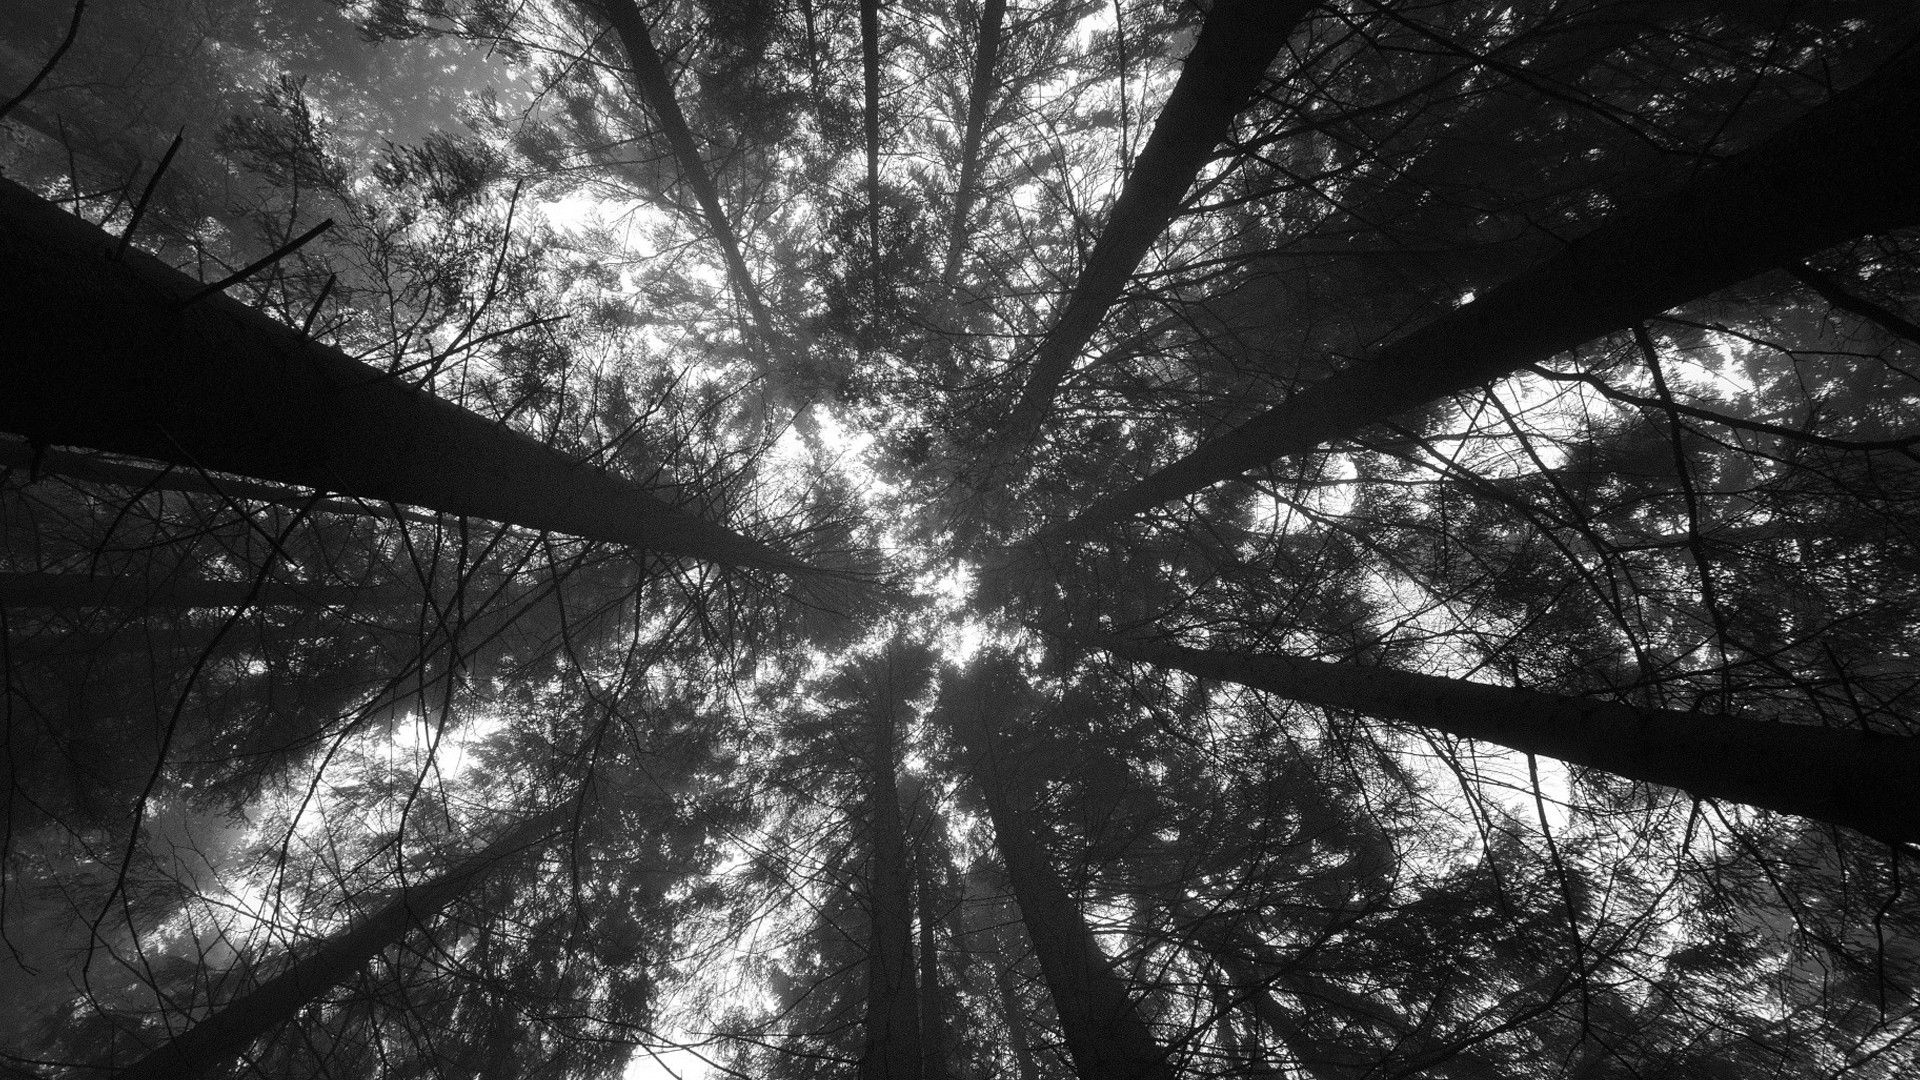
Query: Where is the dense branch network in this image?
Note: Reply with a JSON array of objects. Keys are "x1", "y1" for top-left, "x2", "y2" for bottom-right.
[{"x1": 5, "y1": 2, "x2": 1920, "y2": 1079}]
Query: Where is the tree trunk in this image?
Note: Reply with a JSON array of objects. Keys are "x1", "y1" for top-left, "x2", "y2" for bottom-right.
[
  {"x1": 1176, "y1": 902, "x2": 1502, "y2": 1080},
  {"x1": 1089, "y1": 632, "x2": 1920, "y2": 843},
  {"x1": 0, "y1": 176, "x2": 817, "y2": 576},
  {"x1": 859, "y1": 0, "x2": 885, "y2": 370},
  {"x1": 115, "y1": 806, "x2": 570, "y2": 1080},
  {"x1": 862, "y1": 706, "x2": 923, "y2": 1080},
  {"x1": 0, "y1": 439, "x2": 441, "y2": 525},
  {"x1": 991, "y1": 0, "x2": 1312, "y2": 464},
  {"x1": 0, "y1": 571, "x2": 363, "y2": 610},
  {"x1": 991, "y1": 951, "x2": 1044, "y2": 1080},
  {"x1": 917, "y1": 847, "x2": 949, "y2": 1080},
  {"x1": 1059, "y1": 44, "x2": 1920, "y2": 532},
  {"x1": 589, "y1": 0, "x2": 777, "y2": 350},
  {"x1": 939, "y1": 0, "x2": 1007, "y2": 293},
  {"x1": 952, "y1": 708, "x2": 1178, "y2": 1080}
]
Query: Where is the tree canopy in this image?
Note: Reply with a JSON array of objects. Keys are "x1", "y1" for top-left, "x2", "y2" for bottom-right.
[{"x1": 7, "y1": 1, "x2": 1920, "y2": 1078}]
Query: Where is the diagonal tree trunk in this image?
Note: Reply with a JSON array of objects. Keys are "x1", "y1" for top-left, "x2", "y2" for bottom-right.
[
  {"x1": 0, "y1": 176, "x2": 818, "y2": 577},
  {"x1": 0, "y1": 440, "x2": 442, "y2": 525},
  {"x1": 939, "y1": 0, "x2": 1007, "y2": 294},
  {"x1": 949, "y1": 697, "x2": 1178, "y2": 1080},
  {"x1": 1056, "y1": 44, "x2": 1920, "y2": 533},
  {"x1": 588, "y1": 0, "x2": 777, "y2": 350},
  {"x1": 1086, "y1": 631, "x2": 1920, "y2": 843},
  {"x1": 0, "y1": 571, "x2": 364, "y2": 610},
  {"x1": 862, "y1": 702, "x2": 924, "y2": 1080},
  {"x1": 1209, "y1": 952, "x2": 1348, "y2": 1080},
  {"x1": 116, "y1": 805, "x2": 571, "y2": 1080},
  {"x1": 988, "y1": 0, "x2": 1313, "y2": 466}
]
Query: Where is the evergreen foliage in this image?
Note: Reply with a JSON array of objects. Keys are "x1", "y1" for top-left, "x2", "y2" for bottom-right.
[{"x1": 7, "y1": 1, "x2": 1920, "y2": 1077}]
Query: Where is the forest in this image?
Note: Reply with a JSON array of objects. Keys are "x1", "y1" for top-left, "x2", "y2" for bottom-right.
[{"x1": 5, "y1": 0, "x2": 1920, "y2": 1076}]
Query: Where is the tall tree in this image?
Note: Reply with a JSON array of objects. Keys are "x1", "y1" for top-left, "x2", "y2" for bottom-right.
[
  {"x1": 584, "y1": 0, "x2": 780, "y2": 349},
  {"x1": 986, "y1": 0, "x2": 1312, "y2": 470},
  {"x1": 1057, "y1": 42, "x2": 1920, "y2": 533},
  {"x1": 0, "y1": 175, "x2": 820, "y2": 576},
  {"x1": 10, "y1": 3, "x2": 1920, "y2": 1078},
  {"x1": 938, "y1": 656, "x2": 1179, "y2": 1080},
  {"x1": 115, "y1": 803, "x2": 572, "y2": 1080},
  {"x1": 1079, "y1": 629, "x2": 1920, "y2": 843},
  {"x1": 854, "y1": 649, "x2": 925, "y2": 1080}
]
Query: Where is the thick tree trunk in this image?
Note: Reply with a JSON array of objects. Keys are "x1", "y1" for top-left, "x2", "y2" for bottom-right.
[
  {"x1": 862, "y1": 707, "x2": 923, "y2": 1080},
  {"x1": 0, "y1": 176, "x2": 816, "y2": 576},
  {"x1": 0, "y1": 440, "x2": 441, "y2": 525},
  {"x1": 0, "y1": 571, "x2": 363, "y2": 610},
  {"x1": 1091, "y1": 633, "x2": 1920, "y2": 843},
  {"x1": 953, "y1": 711, "x2": 1178, "y2": 1080},
  {"x1": 917, "y1": 848, "x2": 949, "y2": 1080},
  {"x1": 990, "y1": 0, "x2": 1312, "y2": 463},
  {"x1": 1059, "y1": 44, "x2": 1920, "y2": 532},
  {"x1": 939, "y1": 0, "x2": 1006, "y2": 293},
  {"x1": 115, "y1": 806, "x2": 570, "y2": 1080},
  {"x1": 590, "y1": 0, "x2": 776, "y2": 348},
  {"x1": 859, "y1": 0, "x2": 886, "y2": 358},
  {"x1": 990, "y1": 952, "x2": 1044, "y2": 1080}
]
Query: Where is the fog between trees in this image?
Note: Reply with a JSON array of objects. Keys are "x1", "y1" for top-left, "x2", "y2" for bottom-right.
[{"x1": 6, "y1": 1, "x2": 1920, "y2": 1077}]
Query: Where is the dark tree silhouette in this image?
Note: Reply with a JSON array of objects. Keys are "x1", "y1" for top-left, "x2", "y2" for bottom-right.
[{"x1": 7, "y1": 2, "x2": 1920, "y2": 1078}]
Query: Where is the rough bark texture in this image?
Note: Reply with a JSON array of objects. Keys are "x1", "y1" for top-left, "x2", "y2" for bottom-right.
[
  {"x1": 992, "y1": 0, "x2": 1312, "y2": 461},
  {"x1": 1061, "y1": 44, "x2": 1920, "y2": 532},
  {"x1": 1093, "y1": 633, "x2": 1920, "y2": 843},
  {"x1": 117, "y1": 807, "x2": 569, "y2": 1080},
  {"x1": 954, "y1": 710, "x2": 1178, "y2": 1080},
  {"x1": 861, "y1": 707, "x2": 923, "y2": 1080},
  {"x1": 0, "y1": 176, "x2": 815, "y2": 575}
]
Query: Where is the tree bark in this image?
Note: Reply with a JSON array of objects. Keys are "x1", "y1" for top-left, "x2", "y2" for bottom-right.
[
  {"x1": 1175, "y1": 902, "x2": 1503, "y2": 1080},
  {"x1": 0, "y1": 571, "x2": 363, "y2": 610},
  {"x1": 862, "y1": 706, "x2": 924, "y2": 1080},
  {"x1": 859, "y1": 0, "x2": 886, "y2": 369},
  {"x1": 0, "y1": 439, "x2": 442, "y2": 525},
  {"x1": 1089, "y1": 632, "x2": 1920, "y2": 844},
  {"x1": 951, "y1": 705, "x2": 1178, "y2": 1080},
  {"x1": 990, "y1": 952, "x2": 1044, "y2": 1080},
  {"x1": 1058, "y1": 43, "x2": 1920, "y2": 533},
  {"x1": 115, "y1": 806, "x2": 570, "y2": 1080},
  {"x1": 939, "y1": 0, "x2": 1007, "y2": 293},
  {"x1": 589, "y1": 0, "x2": 777, "y2": 349},
  {"x1": 917, "y1": 847, "x2": 949, "y2": 1080},
  {"x1": 990, "y1": 0, "x2": 1312, "y2": 465},
  {"x1": 0, "y1": 176, "x2": 817, "y2": 576}
]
